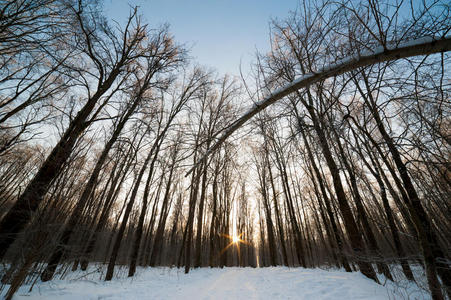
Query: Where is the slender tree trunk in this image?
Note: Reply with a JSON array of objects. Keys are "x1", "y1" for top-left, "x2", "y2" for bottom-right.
[
  {"x1": 267, "y1": 158, "x2": 289, "y2": 267},
  {"x1": 194, "y1": 160, "x2": 209, "y2": 268}
]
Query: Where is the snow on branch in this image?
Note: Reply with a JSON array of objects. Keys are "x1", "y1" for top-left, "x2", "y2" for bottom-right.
[{"x1": 186, "y1": 35, "x2": 451, "y2": 176}]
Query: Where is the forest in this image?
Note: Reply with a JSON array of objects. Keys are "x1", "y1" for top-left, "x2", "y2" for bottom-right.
[{"x1": 0, "y1": 0, "x2": 450, "y2": 299}]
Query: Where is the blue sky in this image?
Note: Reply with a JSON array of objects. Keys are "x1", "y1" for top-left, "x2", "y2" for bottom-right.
[{"x1": 105, "y1": 0, "x2": 299, "y2": 77}]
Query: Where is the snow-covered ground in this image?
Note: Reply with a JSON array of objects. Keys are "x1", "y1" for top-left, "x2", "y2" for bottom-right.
[{"x1": 2, "y1": 265, "x2": 430, "y2": 299}]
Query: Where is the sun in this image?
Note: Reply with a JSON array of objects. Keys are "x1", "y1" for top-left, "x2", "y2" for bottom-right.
[
  {"x1": 232, "y1": 235, "x2": 240, "y2": 244},
  {"x1": 218, "y1": 232, "x2": 250, "y2": 257}
]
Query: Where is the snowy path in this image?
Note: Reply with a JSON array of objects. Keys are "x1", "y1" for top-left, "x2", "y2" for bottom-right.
[{"x1": 4, "y1": 266, "x2": 429, "y2": 299}]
